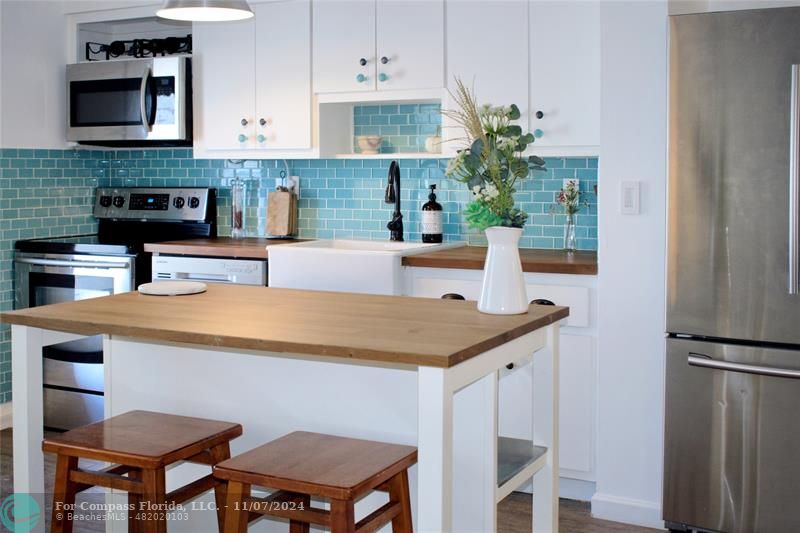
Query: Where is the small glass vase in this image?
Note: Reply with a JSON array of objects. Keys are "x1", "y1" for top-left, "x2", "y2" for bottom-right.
[{"x1": 563, "y1": 213, "x2": 577, "y2": 252}]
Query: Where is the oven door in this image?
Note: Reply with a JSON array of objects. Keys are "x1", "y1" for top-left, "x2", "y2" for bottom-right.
[
  {"x1": 66, "y1": 57, "x2": 186, "y2": 142},
  {"x1": 14, "y1": 253, "x2": 134, "y2": 309}
]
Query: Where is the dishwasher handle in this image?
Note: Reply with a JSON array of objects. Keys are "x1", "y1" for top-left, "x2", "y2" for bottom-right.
[
  {"x1": 16, "y1": 257, "x2": 131, "y2": 269},
  {"x1": 173, "y1": 272, "x2": 233, "y2": 283},
  {"x1": 688, "y1": 353, "x2": 800, "y2": 380}
]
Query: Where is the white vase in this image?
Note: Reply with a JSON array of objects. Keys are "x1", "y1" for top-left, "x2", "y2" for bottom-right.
[{"x1": 478, "y1": 226, "x2": 528, "y2": 315}]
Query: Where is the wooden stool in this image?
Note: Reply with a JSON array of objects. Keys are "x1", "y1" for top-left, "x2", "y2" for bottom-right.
[
  {"x1": 43, "y1": 410, "x2": 243, "y2": 533},
  {"x1": 214, "y1": 431, "x2": 416, "y2": 533}
]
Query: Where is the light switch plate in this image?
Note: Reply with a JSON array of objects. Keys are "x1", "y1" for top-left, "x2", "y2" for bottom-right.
[{"x1": 620, "y1": 180, "x2": 640, "y2": 215}]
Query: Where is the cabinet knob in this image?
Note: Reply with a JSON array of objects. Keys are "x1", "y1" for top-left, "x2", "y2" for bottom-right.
[
  {"x1": 534, "y1": 129, "x2": 544, "y2": 138},
  {"x1": 257, "y1": 134, "x2": 266, "y2": 143},
  {"x1": 241, "y1": 118, "x2": 248, "y2": 126},
  {"x1": 378, "y1": 73, "x2": 389, "y2": 82},
  {"x1": 356, "y1": 73, "x2": 367, "y2": 83},
  {"x1": 238, "y1": 134, "x2": 247, "y2": 143},
  {"x1": 359, "y1": 58, "x2": 367, "y2": 66},
  {"x1": 535, "y1": 110, "x2": 544, "y2": 119},
  {"x1": 380, "y1": 56, "x2": 389, "y2": 64},
  {"x1": 531, "y1": 299, "x2": 555, "y2": 306},
  {"x1": 259, "y1": 118, "x2": 269, "y2": 127}
]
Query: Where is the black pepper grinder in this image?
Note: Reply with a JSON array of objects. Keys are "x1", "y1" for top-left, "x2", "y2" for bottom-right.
[{"x1": 421, "y1": 184, "x2": 443, "y2": 243}]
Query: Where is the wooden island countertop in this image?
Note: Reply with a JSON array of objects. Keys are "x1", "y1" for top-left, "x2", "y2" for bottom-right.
[
  {"x1": 402, "y1": 246, "x2": 598, "y2": 275},
  {"x1": 0, "y1": 284, "x2": 568, "y2": 368}
]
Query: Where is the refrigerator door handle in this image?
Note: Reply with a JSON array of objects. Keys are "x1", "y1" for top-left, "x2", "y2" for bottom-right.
[
  {"x1": 789, "y1": 64, "x2": 800, "y2": 295},
  {"x1": 688, "y1": 353, "x2": 800, "y2": 379}
]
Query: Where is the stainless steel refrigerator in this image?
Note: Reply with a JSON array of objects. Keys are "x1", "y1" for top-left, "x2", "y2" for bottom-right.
[{"x1": 665, "y1": 7, "x2": 800, "y2": 533}]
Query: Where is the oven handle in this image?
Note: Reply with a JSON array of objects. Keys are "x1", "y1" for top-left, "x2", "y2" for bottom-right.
[
  {"x1": 16, "y1": 258, "x2": 131, "y2": 269},
  {"x1": 688, "y1": 353, "x2": 800, "y2": 379}
]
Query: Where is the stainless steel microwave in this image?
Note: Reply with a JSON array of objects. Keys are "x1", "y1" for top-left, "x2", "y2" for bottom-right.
[{"x1": 66, "y1": 56, "x2": 191, "y2": 146}]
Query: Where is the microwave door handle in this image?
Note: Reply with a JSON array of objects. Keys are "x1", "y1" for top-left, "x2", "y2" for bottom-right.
[{"x1": 140, "y1": 67, "x2": 152, "y2": 131}]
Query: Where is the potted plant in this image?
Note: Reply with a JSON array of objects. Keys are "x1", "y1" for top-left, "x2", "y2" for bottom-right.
[{"x1": 443, "y1": 79, "x2": 546, "y2": 314}]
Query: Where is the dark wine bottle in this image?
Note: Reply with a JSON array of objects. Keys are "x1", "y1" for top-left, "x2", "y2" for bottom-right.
[{"x1": 421, "y1": 184, "x2": 443, "y2": 243}]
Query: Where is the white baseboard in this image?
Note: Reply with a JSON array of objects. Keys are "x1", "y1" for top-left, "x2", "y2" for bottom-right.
[
  {"x1": 591, "y1": 492, "x2": 665, "y2": 530},
  {"x1": 0, "y1": 402, "x2": 12, "y2": 430}
]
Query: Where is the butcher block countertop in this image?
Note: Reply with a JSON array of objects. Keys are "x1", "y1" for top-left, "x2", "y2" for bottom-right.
[
  {"x1": 144, "y1": 237, "x2": 304, "y2": 259},
  {"x1": 0, "y1": 285, "x2": 568, "y2": 368},
  {"x1": 145, "y1": 238, "x2": 597, "y2": 275},
  {"x1": 402, "y1": 247, "x2": 598, "y2": 275}
]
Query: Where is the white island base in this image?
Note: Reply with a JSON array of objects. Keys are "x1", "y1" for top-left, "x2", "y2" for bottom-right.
[{"x1": 12, "y1": 321, "x2": 559, "y2": 533}]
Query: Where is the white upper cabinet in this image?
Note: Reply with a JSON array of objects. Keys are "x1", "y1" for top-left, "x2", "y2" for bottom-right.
[
  {"x1": 312, "y1": 0, "x2": 376, "y2": 93},
  {"x1": 529, "y1": 0, "x2": 600, "y2": 153},
  {"x1": 193, "y1": 0, "x2": 312, "y2": 156},
  {"x1": 193, "y1": 17, "x2": 255, "y2": 151},
  {"x1": 376, "y1": 1, "x2": 444, "y2": 91},
  {"x1": 312, "y1": 0, "x2": 443, "y2": 94},
  {"x1": 254, "y1": 0, "x2": 312, "y2": 149},
  {"x1": 444, "y1": 1, "x2": 529, "y2": 149}
]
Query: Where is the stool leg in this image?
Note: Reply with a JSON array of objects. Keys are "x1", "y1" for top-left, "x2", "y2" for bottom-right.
[
  {"x1": 51, "y1": 455, "x2": 79, "y2": 533},
  {"x1": 128, "y1": 468, "x2": 143, "y2": 533},
  {"x1": 209, "y1": 442, "x2": 232, "y2": 532},
  {"x1": 140, "y1": 468, "x2": 167, "y2": 533},
  {"x1": 387, "y1": 470, "x2": 413, "y2": 533},
  {"x1": 289, "y1": 494, "x2": 310, "y2": 533},
  {"x1": 330, "y1": 499, "x2": 355, "y2": 533},
  {"x1": 222, "y1": 481, "x2": 250, "y2": 533}
]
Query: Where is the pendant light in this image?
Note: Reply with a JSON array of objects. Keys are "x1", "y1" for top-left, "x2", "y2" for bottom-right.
[{"x1": 157, "y1": 0, "x2": 254, "y2": 22}]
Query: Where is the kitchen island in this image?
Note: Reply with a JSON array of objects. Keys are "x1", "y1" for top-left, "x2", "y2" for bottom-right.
[{"x1": 1, "y1": 285, "x2": 567, "y2": 532}]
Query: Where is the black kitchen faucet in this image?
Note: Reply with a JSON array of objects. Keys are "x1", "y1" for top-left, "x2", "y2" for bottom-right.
[{"x1": 384, "y1": 160, "x2": 404, "y2": 241}]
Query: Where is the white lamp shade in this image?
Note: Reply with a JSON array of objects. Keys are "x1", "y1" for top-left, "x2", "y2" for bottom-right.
[{"x1": 157, "y1": 0, "x2": 254, "y2": 22}]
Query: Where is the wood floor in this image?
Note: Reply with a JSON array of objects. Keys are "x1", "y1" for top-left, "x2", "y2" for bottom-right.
[{"x1": 0, "y1": 429, "x2": 660, "y2": 532}]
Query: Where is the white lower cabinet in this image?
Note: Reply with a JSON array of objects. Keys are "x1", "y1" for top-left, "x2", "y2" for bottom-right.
[{"x1": 406, "y1": 267, "x2": 597, "y2": 496}]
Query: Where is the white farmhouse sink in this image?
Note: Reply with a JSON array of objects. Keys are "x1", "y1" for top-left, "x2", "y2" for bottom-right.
[{"x1": 268, "y1": 239, "x2": 465, "y2": 295}]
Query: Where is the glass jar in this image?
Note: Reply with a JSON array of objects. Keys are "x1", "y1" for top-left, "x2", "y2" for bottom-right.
[{"x1": 231, "y1": 177, "x2": 246, "y2": 238}]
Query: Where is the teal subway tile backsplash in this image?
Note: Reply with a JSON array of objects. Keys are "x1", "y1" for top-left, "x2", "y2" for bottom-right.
[
  {"x1": 0, "y1": 147, "x2": 598, "y2": 403},
  {"x1": 354, "y1": 103, "x2": 441, "y2": 154}
]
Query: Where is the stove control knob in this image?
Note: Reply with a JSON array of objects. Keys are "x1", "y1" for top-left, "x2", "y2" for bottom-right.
[
  {"x1": 173, "y1": 197, "x2": 185, "y2": 209},
  {"x1": 188, "y1": 196, "x2": 200, "y2": 209},
  {"x1": 113, "y1": 196, "x2": 125, "y2": 208},
  {"x1": 99, "y1": 195, "x2": 112, "y2": 208}
]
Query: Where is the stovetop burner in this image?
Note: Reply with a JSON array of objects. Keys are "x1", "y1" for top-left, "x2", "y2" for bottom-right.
[
  {"x1": 14, "y1": 234, "x2": 136, "y2": 256},
  {"x1": 14, "y1": 188, "x2": 218, "y2": 285}
]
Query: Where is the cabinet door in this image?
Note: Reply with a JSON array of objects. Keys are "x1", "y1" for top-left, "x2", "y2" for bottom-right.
[
  {"x1": 254, "y1": 0, "x2": 312, "y2": 149},
  {"x1": 193, "y1": 18, "x2": 255, "y2": 150},
  {"x1": 376, "y1": 0, "x2": 444, "y2": 91},
  {"x1": 312, "y1": 0, "x2": 376, "y2": 93},
  {"x1": 529, "y1": 0, "x2": 600, "y2": 149},
  {"x1": 444, "y1": 0, "x2": 528, "y2": 147}
]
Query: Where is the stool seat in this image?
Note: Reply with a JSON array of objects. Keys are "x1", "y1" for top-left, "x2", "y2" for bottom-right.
[
  {"x1": 43, "y1": 410, "x2": 242, "y2": 468},
  {"x1": 43, "y1": 410, "x2": 242, "y2": 533},
  {"x1": 214, "y1": 431, "x2": 417, "y2": 501}
]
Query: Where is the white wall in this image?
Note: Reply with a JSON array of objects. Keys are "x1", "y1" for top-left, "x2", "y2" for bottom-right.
[
  {"x1": 0, "y1": 0, "x2": 68, "y2": 148},
  {"x1": 593, "y1": 1, "x2": 668, "y2": 529}
]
